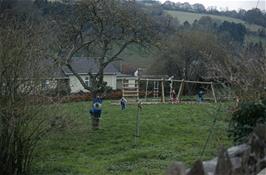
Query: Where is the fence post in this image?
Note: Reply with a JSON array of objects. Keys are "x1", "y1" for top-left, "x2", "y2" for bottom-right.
[
  {"x1": 161, "y1": 79, "x2": 165, "y2": 103},
  {"x1": 177, "y1": 79, "x2": 184, "y2": 102},
  {"x1": 211, "y1": 82, "x2": 217, "y2": 103}
]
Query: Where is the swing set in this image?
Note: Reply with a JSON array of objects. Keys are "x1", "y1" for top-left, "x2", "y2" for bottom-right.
[{"x1": 122, "y1": 77, "x2": 217, "y2": 104}]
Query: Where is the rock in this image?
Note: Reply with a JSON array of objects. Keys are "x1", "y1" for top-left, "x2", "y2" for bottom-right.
[
  {"x1": 166, "y1": 126, "x2": 266, "y2": 175},
  {"x1": 203, "y1": 158, "x2": 217, "y2": 174},
  {"x1": 206, "y1": 173, "x2": 214, "y2": 175},
  {"x1": 215, "y1": 146, "x2": 233, "y2": 175},
  {"x1": 241, "y1": 148, "x2": 252, "y2": 175},
  {"x1": 249, "y1": 133, "x2": 265, "y2": 159},
  {"x1": 187, "y1": 160, "x2": 205, "y2": 175},
  {"x1": 227, "y1": 144, "x2": 250, "y2": 158},
  {"x1": 166, "y1": 161, "x2": 186, "y2": 175},
  {"x1": 253, "y1": 124, "x2": 266, "y2": 143},
  {"x1": 259, "y1": 157, "x2": 266, "y2": 169},
  {"x1": 257, "y1": 168, "x2": 266, "y2": 175},
  {"x1": 230, "y1": 157, "x2": 242, "y2": 175}
]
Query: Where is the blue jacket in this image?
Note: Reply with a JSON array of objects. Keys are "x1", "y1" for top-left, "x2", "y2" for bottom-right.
[
  {"x1": 93, "y1": 97, "x2": 102, "y2": 104},
  {"x1": 92, "y1": 97, "x2": 103, "y2": 115}
]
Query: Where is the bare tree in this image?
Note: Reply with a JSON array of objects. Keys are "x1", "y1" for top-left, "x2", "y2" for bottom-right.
[
  {"x1": 47, "y1": 0, "x2": 168, "y2": 96},
  {"x1": 0, "y1": 1, "x2": 54, "y2": 174},
  {"x1": 206, "y1": 43, "x2": 266, "y2": 100},
  {"x1": 149, "y1": 31, "x2": 227, "y2": 81}
]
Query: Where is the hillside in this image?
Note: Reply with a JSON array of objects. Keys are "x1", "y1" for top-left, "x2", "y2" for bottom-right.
[
  {"x1": 119, "y1": 45, "x2": 157, "y2": 68},
  {"x1": 166, "y1": 10, "x2": 263, "y2": 32},
  {"x1": 119, "y1": 10, "x2": 266, "y2": 69}
]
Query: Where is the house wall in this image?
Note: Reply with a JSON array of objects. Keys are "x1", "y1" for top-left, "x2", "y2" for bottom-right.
[
  {"x1": 103, "y1": 75, "x2": 117, "y2": 90},
  {"x1": 117, "y1": 79, "x2": 123, "y2": 90},
  {"x1": 69, "y1": 75, "x2": 90, "y2": 93},
  {"x1": 128, "y1": 79, "x2": 137, "y2": 88},
  {"x1": 69, "y1": 74, "x2": 117, "y2": 93}
]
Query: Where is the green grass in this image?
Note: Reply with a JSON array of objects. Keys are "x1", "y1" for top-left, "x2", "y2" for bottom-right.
[
  {"x1": 245, "y1": 34, "x2": 266, "y2": 45},
  {"x1": 166, "y1": 10, "x2": 263, "y2": 32},
  {"x1": 33, "y1": 101, "x2": 232, "y2": 175},
  {"x1": 118, "y1": 45, "x2": 157, "y2": 68}
]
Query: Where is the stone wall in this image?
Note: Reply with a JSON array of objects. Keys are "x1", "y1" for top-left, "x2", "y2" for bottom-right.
[{"x1": 167, "y1": 124, "x2": 266, "y2": 175}]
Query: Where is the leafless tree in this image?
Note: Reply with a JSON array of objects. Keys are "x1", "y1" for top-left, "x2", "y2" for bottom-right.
[
  {"x1": 206, "y1": 44, "x2": 266, "y2": 100},
  {"x1": 48, "y1": 0, "x2": 170, "y2": 96},
  {"x1": 0, "y1": 1, "x2": 55, "y2": 174}
]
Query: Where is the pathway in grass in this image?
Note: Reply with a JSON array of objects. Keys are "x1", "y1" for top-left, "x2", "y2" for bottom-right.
[{"x1": 33, "y1": 101, "x2": 232, "y2": 175}]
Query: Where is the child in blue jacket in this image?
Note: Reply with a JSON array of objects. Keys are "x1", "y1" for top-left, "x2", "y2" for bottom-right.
[{"x1": 90, "y1": 96, "x2": 103, "y2": 129}]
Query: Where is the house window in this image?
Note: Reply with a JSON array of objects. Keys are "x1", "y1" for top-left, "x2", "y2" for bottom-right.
[
  {"x1": 123, "y1": 80, "x2": 129, "y2": 87},
  {"x1": 42, "y1": 80, "x2": 49, "y2": 89},
  {"x1": 85, "y1": 77, "x2": 90, "y2": 87}
]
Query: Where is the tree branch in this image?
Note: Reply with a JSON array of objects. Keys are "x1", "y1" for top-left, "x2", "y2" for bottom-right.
[
  {"x1": 65, "y1": 63, "x2": 91, "y2": 91},
  {"x1": 103, "y1": 40, "x2": 133, "y2": 68}
]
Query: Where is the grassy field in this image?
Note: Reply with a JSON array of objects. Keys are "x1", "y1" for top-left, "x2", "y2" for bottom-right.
[
  {"x1": 245, "y1": 34, "x2": 266, "y2": 45},
  {"x1": 118, "y1": 45, "x2": 157, "y2": 68},
  {"x1": 32, "y1": 101, "x2": 232, "y2": 175},
  {"x1": 166, "y1": 10, "x2": 263, "y2": 32}
]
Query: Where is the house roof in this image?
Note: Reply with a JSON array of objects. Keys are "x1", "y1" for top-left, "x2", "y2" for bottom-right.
[
  {"x1": 49, "y1": 66, "x2": 68, "y2": 79},
  {"x1": 62, "y1": 57, "x2": 119, "y2": 75},
  {"x1": 116, "y1": 72, "x2": 138, "y2": 80},
  {"x1": 140, "y1": 74, "x2": 169, "y2": 79},
  {"x1": 37, "y1": 59, "x2": 68, "y2": 79}
]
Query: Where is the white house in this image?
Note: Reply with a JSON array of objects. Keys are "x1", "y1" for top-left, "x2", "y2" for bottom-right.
[
  {"x1": 16, "y1": 57, "x2": 138, "y2": 95},
  {"x1": 46, "y1": 57, "x2": 137, "y2": 93},
  {"x1": 60, "y1": 57, "x2": 120, "y2": 93}
]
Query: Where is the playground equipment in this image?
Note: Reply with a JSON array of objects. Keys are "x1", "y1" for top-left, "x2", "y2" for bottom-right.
[
  {"x1": 175, "y1": 79, "x2": 217, "y2": 103},
  {"x1": 122, "y1": 79, "x2": 139, "y2": 99},
  {"x1": 142, "y1": 78, "x2": 166, "y2": 103},
  {"x1": 122, "y1": 77, "x2": 217, "y2": 104}
]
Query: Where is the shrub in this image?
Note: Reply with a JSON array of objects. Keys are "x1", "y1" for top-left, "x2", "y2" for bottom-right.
[
  {"x1": 0, "y1": 102, "x2": 50, "y2": 175},
  {"x1": 228, "y1": 100, "x2": 266, "y2": 144}
]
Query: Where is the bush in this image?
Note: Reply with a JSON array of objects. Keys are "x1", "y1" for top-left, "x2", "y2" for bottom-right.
[
  {"x1": 104, "y1": 90, "x2": 122, "y2": 100},
  {"x1": 44, "y1": 80, "x2": 71, "y2": 97},
  {"x1": 228, "y1": 100, "x2": 266, "y2": 144},
  {"x1": 0, "y1": 103, "x2": 49, "y2": 175}
]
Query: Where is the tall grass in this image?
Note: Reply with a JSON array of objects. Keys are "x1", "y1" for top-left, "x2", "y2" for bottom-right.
[{"x1": 32, "y1": 101, "x2": 232, "y2": 175}]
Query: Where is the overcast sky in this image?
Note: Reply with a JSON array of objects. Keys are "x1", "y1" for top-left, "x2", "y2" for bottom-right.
[{"x1": 159, "y1": 0, "x2": 266, "y2": 11}]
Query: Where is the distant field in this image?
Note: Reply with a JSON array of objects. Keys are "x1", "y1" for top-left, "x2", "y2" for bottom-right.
[
  {"x1": 166, "y1": 10, "x2": 263, "y2": 32},
  {"x1": 245, "y1": 34, "x2": 266, "y2": 45},
  {"x1": 118, "y1": 10, "x2": 266, "y2": 68},
  {"x1": 119, "y1": 45, "x2": 157, "y2": 68},
  {"x1": 33, "y1": 102, "x2": 232, "y2": 175}
]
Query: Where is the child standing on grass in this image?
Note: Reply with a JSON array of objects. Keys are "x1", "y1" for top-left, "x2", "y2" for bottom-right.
[
  {"x1": 120, "y1": 96, "x2": 127, "y2": 110},
  {"x1": 90, "y1": 96, "x2": 103, "y2": 129}
]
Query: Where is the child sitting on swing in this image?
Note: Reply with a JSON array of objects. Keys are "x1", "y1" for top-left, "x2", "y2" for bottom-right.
[
  {"x1": 197, "y1": 89, "x2": 204, "y2": 103},
  {"x1": 171, "y1": 90, "x2": 177, "y2": 104}
]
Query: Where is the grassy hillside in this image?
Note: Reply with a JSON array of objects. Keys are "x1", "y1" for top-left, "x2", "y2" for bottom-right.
[
  {"x1": 166, "y1": 10, "x2": 263, "y2": 32},
  {"x1": 118, "y1": 10, "x2": 266, "y2": 68},
  {"x1": 119, "y1": 45, "x2": 157, "y2": 68},
  {"x1": 33, "y1": 102, "x2": 232, "y2": 175},
  {"x1": 245, "y1": 34, "x2": 266, "y2": 45}
]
